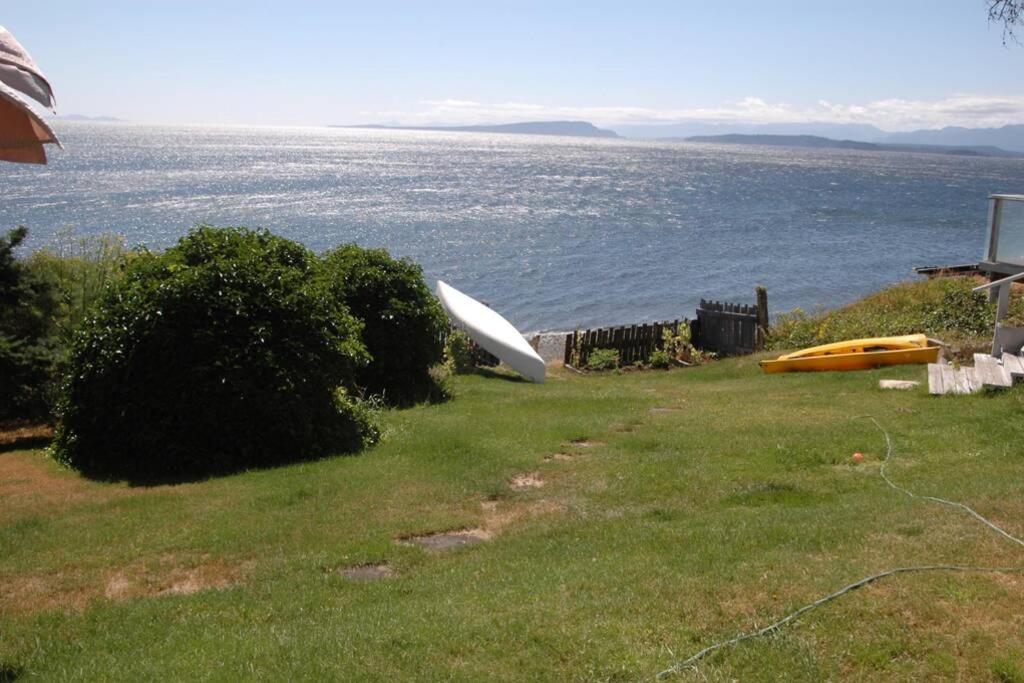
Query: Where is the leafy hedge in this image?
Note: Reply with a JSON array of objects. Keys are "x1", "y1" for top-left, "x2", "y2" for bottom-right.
[
  {"x1": 53, "y1": 227, "x2": 379, "y2": 482},
  {"x1": 320, "y1": 245, "x2": 447, "y2": 406}
]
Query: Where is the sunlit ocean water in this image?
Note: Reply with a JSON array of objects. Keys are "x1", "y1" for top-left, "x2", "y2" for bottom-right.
[{"x1": 4, "y1": 122, "x2": 1024, "y2": 332}]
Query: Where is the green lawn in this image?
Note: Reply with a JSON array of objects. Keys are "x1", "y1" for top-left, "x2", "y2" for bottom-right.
[{"x1": 2, "y1": 357, "x2": 1024, "y2": 681}]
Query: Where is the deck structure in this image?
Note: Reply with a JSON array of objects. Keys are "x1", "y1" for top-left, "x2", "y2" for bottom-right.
[{"x1": 928, "y1": 195, "x2": 1024, "y2": 395}]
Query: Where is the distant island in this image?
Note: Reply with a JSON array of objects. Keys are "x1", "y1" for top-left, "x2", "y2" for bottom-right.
[
  {"x1": 51, "y1": 114, "x2": 126, "y2": 122},
  {"x1": 335, "y1": 120, "x2": 619, "y2": 139},
  {"x1": 679, "y1": 134, "x2": 1024, "y2": 159}
]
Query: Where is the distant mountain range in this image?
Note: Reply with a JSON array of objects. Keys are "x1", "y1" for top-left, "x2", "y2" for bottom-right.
[
  {"x1": 883, "y1": 125, "x2": 1024, "y2": 153},
  {"x1": 615, "y1": 122, "x2": 1024, "y2": 153},
  {"x1": 681, "y1": 133, "x2": 1024, "y2": 158},
  {"x1": 337, "y1": 120, "x2": 619, "y2": 138},
  {"x1": 614, "y1": 121, "x2": 889, "y2": 142},
  {"x1": 337, "y1": 119, "x2": 1024, "y2": 152}
]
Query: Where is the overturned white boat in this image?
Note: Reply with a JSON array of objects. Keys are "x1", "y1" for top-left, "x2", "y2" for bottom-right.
[{"x1": 436, "y1": 280, "x2": 545, "y2": 383}]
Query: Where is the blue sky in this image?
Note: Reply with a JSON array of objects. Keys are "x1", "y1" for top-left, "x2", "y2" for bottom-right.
[{"x1": 4, "y1": 1, "x2": 1023, "y2": 130}]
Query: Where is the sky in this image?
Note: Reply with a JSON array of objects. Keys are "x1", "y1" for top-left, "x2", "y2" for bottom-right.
[{"x1": 4, "y1": 1, "x2": 1024, "y2": 131}]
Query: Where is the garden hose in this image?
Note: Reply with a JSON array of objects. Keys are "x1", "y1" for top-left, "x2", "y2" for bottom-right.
[{"x1": 656, "y1": 416, "x2": 1024, "y2": 679}]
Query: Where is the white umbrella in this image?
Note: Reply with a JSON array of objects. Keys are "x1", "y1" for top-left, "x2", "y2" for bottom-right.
[
  {"x1": 0, "y1": 25, "x2": 55, "y2": 109},
  {"x1": 0, "y1": 25, "x2": 59, "y2": 164}
]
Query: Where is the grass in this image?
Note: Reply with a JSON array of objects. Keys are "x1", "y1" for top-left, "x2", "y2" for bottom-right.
[{"x1": 2, "y1": 357, "x2": 1024, "y2": 680}]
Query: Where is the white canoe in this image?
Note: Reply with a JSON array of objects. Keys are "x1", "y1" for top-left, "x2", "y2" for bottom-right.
[{"x1": 436, "y1": 280, "x2": 545, "y2": 383}]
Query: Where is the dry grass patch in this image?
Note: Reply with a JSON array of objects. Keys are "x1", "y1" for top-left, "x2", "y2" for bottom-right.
[
  {"x1": 509, "y1": 472, "x2": 545, "y2": 490},
  {"x1": 0, "y1": 452, "x2": 128, "y2": 524},
  {"x1": 480, "y1": 498, "x2": 564, "y2": 536},
  {"x1": 104, "y1": 555, "x2": 253, "y2": 600},
  {"x1": 0, "y1": 423, "x2": 53, "y2": 450},
  {"x1": 1, "y1": 555, "x2": 252, "y2": 615},
  {"x1": 0, "y1": 451, "x2": 202, "y2": 525}
]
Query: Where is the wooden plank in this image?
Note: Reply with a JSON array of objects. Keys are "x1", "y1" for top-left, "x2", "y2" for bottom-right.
[
  {"x1": 942, "y1": 365, "x2": 958, "y2": 394},
  {"x1": 927, "y1": 363, "x2": 946, "y2": 395},
  {"x1": 974, "y1": 353, "x2": 1012, "y2": 387},
  {"x1": 952, "y1": 367, "x2": 979, "y2": 394},
  {"x1": 1001, "y1": 353, "x2": 1024, "y2": 380}
]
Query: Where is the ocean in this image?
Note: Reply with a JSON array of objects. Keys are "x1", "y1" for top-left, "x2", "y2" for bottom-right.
[{"x1": 4, "y1": 121, "x2": 1024, "y2": 332}]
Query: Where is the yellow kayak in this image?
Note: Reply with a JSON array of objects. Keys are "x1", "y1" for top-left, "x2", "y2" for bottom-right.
[{"x1": 760, "y1": 334, "x2": 941, "y2": 373}]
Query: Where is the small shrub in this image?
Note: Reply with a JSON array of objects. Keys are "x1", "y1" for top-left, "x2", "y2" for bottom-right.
[
  {"x1": 586, "y1": 348, "x2": 619, "y2": 371},
  {"x1": 648, "y1": 349, "x2": 671, "y2": 369},
  {"x1": 319, "y1": 245, "x2": 447, "y2": 406},
  {"x1": 660, "y1": 323, "x2": 711, "y2": 365},
  {"x1": 689, "y1": 348, "x2": 716, "y2": 364},
  {"x1": 445, "y1": 329, "x2": 476, "y2": 374},
  {"x1": 53, "y1": 226, "x2": 378, "y2": 482}
]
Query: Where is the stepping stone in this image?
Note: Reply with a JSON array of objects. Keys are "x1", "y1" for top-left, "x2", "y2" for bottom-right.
[
  {"x1": 401, "y1": 529, "x2": 489, "y2": 551},
  {"x1": 339, "y1": 563, "x2": 394, "y2": 581},
  {"x1": 879, "y1": 380, "x2": 919, "y2": 390}
]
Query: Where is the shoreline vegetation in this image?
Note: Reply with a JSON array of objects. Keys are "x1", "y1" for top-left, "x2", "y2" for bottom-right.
[{"x1": 5, "y1": 226, "x2": 1016, "y2": 418}]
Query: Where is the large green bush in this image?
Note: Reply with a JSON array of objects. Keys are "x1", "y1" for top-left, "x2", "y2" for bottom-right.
[
  {"x1": 0, "y1": 227, "x2": 59, "y2": 420},
  {"x1": 319, "y1": 244, "x2": 447, "y2": 406},
  {"x1": 53, "y1": 226, "x2": 378, "y2": 482}
]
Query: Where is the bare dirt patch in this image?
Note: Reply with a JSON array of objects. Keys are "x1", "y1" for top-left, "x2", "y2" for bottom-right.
[
  {"x1": 509, "y1": 472, "x2": 545, "y2": 490},
  {"x1": 338, "y1": 563, "x2": 394, "y2": 581},
  {"x1": 480, "y1": 498, "x2": 565, "y2": 535},
  {"x1": 543, "y1": 452, "x2": 575, "y2": 462}
]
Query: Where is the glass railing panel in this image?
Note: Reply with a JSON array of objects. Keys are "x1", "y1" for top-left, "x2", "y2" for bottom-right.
[{"x1": 994, "y1": 198, "x2": 1024, "y2": 266}]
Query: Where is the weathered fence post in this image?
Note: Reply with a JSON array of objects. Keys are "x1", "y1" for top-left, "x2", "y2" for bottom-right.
[{"x1": 755, "y1": 285, "x2": 769, "y2": 351}]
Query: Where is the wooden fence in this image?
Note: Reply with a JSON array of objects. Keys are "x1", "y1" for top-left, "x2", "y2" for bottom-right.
[
  {"x1": 564, "y1": 319, "x2": 687, "y2": 367},
  {"x1": 693, "y1": 299, "x2": 759, "y2": 355}
]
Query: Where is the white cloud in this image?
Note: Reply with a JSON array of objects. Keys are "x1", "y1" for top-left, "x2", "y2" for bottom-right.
[{"x1": 365, "y1": 94, "x2": 1024, "y2": 131}]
